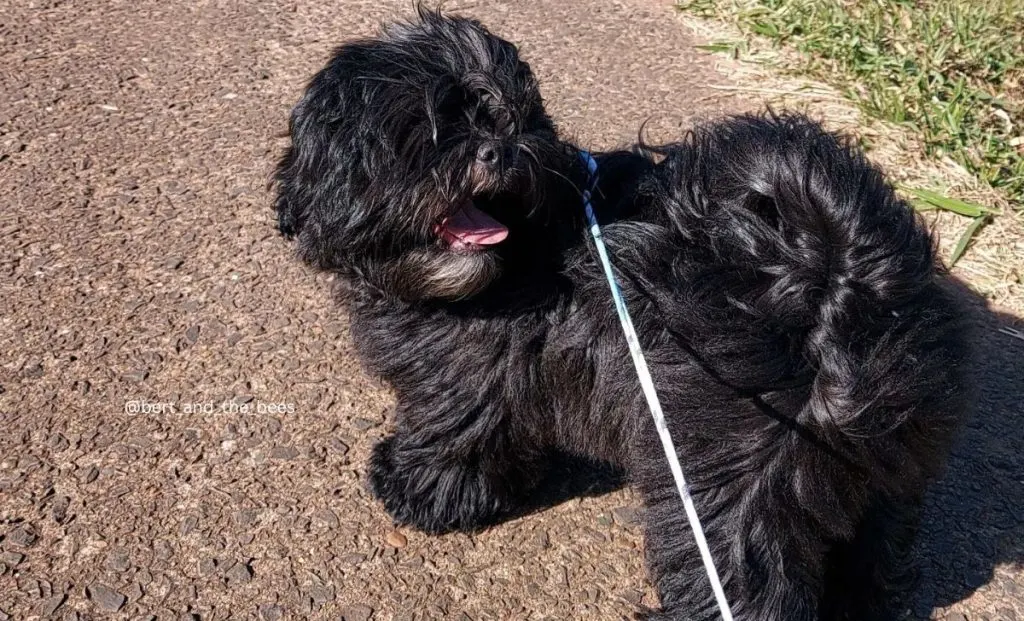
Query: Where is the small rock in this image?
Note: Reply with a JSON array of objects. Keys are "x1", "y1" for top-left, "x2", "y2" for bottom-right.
[
  {"x1": 49, "y1": 433, "x2": 69, "y2": 452},
  {"x1": 23, "y1": 362, "x2": 44, "y2": 378},
  {"x1": 385, "y1": 530, "x2": 407, "y2": 548},
  {"x1": 340, "y1": 604, "x2": 373, "y2": 621},
  {"x1": 79, "y1": 466, "x2": 99, "y2": 483},
  {"x1": 259, "y1": 605, "x2": 283, "y2": 621},
  {"x1": 105, "y1": 551, "x2": 131, "y2": 572},
  {"x1": 184, "y1": 325, "x2": 200, "y2": 343},
  {"x1": 180, "y1": 515, "x2": 199, "y2": 536},
  {"x1": 596, "y1": 514, "x2": 613, "y2": 527},
  {"x1": 533, "y1": 530, "x2": 549, "y2": 549},
  {"x1": 309, "y1": 583, "x2": 335, "y2": 606},
  {"x1": 198, "y1": 558, "x2": 218, "y2": 575},
  {"x1": 87, "y1": 583, "x2": 126, "y2": 612},
  {"x1": 619, "y1": 589, "x2": 644, "y2": 606},
  {"x1": 122, "y1": 368, "x2": 148, "y2": 383},
  {"x1": 313, "y1": 509, "x2": 339, "y2": 529},
  {"x1": 612, "y1": 506, "x2": 642, "y2": 527},
  {"x1": 50, "y1": 495, "x2": 70, "y2": 523},
  {"x1": 8, "y1": 523, "x2": 38, "y2": 548},
  {"x1": 126, "y1": 581, "x2": 143, "y2": 602},
  {"x1": 0, "y1": 552, "x2": 25, "y2": 566},
  {"x1": 161, "y1": 180, "x2": 187, "y2": 195},
  {"x1": 330, "y1": 439, "x2": 350, "y2": 455},
  {"x1": 225, "y1": 561, "x2": 253, "y2": 585},
  {"x1": 270, "y1": 446, "x2": 299, "y2": 460},
  {"x1": 164, "y1": 257, "x2": 185, "y2": 270},
  {"x1": 340, "y1": 553, "x2": 365, "y2": 565},
  {"x1": 37, "y1": 593, "x2": 66, "y2": 616},
  {"x1": 352, "y1": 418, "x2": 379, "y2": 431}
]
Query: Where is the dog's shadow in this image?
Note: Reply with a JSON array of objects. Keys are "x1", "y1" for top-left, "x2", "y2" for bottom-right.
[
  {"x1": 909, "y1": 279, "x2": 1024, "y2": 617},
  {"x1": 512, "y1": 453, "x2": 627, "y2": 520}
]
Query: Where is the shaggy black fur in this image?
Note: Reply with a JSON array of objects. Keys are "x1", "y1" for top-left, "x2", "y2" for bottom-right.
[{"x1": 274, "y1": 9, "x2": 970, "y2": 620}]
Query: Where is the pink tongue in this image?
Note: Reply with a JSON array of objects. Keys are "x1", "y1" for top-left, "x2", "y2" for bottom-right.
[{"x1": 441, "y1": 201, "x2": 508, "y2": 245}]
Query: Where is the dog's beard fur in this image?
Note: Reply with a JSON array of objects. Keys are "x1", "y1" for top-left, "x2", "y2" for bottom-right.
[
  {"x1": 274, "y1": 10, "x2": 970, "y2": 621},
  {"x1": 274, "y1": 7, "x2": 574, "y2": 301}
]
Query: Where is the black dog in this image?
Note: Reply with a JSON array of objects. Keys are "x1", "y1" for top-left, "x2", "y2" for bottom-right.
[{"x1": 274, "y1": 9, "x2": 970, "y2": 620}]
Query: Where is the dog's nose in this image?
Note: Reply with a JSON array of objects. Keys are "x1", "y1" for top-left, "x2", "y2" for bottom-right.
[{"x1": 476, "y1": 142, "x2": 500, "y2": 166}]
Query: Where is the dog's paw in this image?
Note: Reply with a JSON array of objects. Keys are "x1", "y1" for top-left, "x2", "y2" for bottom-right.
[{"x1": 367, "y1": 436, "x2": 506, "y2": 535}]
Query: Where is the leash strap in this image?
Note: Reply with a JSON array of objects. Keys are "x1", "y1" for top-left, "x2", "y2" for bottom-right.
[{"x1": 578, "y1": 150, "x2": 734, "y2": 621}]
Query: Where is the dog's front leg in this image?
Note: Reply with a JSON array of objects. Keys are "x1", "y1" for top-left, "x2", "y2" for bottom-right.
[{"x1": 367, "y1": 401, "x2": 546, "y2": 535}]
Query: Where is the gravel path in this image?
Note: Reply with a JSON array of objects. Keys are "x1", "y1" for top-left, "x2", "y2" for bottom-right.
[{"x1": 1, "y1": 0, "x2": 1021, "y2": 619}]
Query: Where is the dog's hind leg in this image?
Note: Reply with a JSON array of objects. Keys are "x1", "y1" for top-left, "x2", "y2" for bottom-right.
[
  {"x1": 635, "y1": 471, "x2": 825, "y2": 621},
  {"x1": 367, "y1": 401, "x2": 547, "y2": 535}
]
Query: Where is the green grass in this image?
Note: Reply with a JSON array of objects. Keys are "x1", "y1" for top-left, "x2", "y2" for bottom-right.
[{"x1": 678, "y1": 0, "x2": 1024, "y2": 209}]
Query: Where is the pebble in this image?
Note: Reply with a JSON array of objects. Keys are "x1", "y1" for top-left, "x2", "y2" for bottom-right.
[
  {"x1": 340, "y1": 604, "x2": 373, "y2": 621},
  {"x1": 533, "y1": 530, "x2": 550, "y2": 549},
  {"x1": 0, "y1": 552, "x2": 25, "y2": 566},
  {"x1": 385, "y1": 530, "x2": 408, "y2": 548},
  {"x1": 309, "y1": 583, "x2": 335, "y2": 605},
  {"x1": 352, "y1": 418, "x2": 379, "y2": 431},
  {"x1": 37, "y1": 594, "x2": 66, "y2": 616},
  {"x1": 126, "y1": 582, "x2": 143, "y2": 602},
  {"x1": 314, "y1": 509, "x2": 339, "y2": 529},
  {"x1": 79, "y1": 466, "x2": 99, "y2": 483},
  {"x1": 87, "y1": 583, "x2": 126, "y2": 612},
  {"x1": 225, "y1": 561, "x2": 253, "y2": 585},
  {"x1": 105, "y1": 551, "x2": 131, "y2": 572},
  {"x1": 50, "y1": 495, "x2": 70, "y2": 523},
  {"x1": 259, "y1": 605, "x2": 283, "y2": 621},
  {"x1": 122, "y1": 368, "x2": 148, "y2": 383},
  {"x1": 340, "y1": 553, "x2": 366, "y2": 565},
  {"x1": 611, "y1": 506, "x2": 642, "y2": 527},
  {"x1": 180, "y1": 515, "x2": 199, "y2": 536},
  {"x1": 330, "y1": 438, "x2": 350, "y2": 455},
  {"x1": 8, "y1": 524, "x2": 38, "y2": 548},
  {"x1": 198, "y1": 558, "x2": 218, "y2": 575},
  {"x1": 270, "y1": 446, "x2": 299, "y2": 460}
]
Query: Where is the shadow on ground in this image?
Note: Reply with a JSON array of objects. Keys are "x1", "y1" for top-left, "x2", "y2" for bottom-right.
[{"x1": 910, "y1": 280, "x2": 1024, "y2": 618}]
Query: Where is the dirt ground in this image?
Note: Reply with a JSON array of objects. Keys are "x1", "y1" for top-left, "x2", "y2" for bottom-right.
[{"x1": 1, "y1": 0, "x2": 1022, "y2": 619}]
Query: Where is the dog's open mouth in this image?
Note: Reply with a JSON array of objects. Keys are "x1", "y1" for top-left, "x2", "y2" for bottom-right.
[{"x1": 434, "y1": 199, "x2": 509, "y2": 252}]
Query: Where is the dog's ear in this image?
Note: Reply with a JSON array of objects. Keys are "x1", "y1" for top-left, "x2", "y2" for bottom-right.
[{"x1": 274, "y1": 96, "x2": 324, "y2": 239}]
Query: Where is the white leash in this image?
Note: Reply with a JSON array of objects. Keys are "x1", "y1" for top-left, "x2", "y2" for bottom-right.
[{"x1": 578, "y1": 150, "x2": 735, "y2": 621}]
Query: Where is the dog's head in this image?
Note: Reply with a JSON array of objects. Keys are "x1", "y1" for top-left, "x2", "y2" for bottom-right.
[{"x1": 275, "y1": 8, "x2": 570, "y2": 301}]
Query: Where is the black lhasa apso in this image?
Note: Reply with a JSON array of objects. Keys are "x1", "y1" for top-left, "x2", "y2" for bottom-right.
[{"x1": 274, "y1": 9, "x2": 970, "y2": 620}]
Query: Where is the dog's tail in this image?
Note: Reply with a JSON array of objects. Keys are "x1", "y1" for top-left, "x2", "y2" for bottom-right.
[{"x1": 650, "y1": 112, "x2": 970, "y2": 493}]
